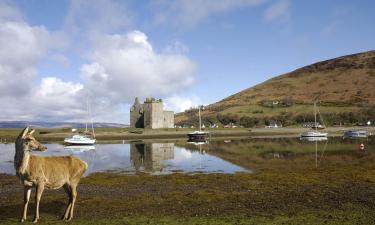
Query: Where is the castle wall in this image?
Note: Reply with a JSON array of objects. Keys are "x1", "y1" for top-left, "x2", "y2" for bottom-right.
[
  {"x1": 163, "y1": 111, "x2": 174, "y2": 128},
  {"x1": 144, "y1": 102, "x2": 165, "y2": 129},
  {"x1": 130, "y1": 106, "x2": 143, "y2": 128},
  {"x1": 130, "y1": 97, "x2": 174, "y2": 129}
]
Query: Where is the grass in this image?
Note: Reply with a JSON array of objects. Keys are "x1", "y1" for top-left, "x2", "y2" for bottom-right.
[
  {"x1": 220, "y1": 104, "x2": 360, "y2": 117},
  {"x1": 1, "y1": 136, "x2": 375, "y2": 225}
]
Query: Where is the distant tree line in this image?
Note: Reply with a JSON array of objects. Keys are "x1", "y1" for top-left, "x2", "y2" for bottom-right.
[{"x1": 176, "y1": 106, "x2": 375, "y2": 128}]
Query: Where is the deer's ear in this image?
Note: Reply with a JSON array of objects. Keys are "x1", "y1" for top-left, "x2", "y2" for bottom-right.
[
  {"x1": 29, "y1": 129, "x2": 36, "y2": 135},
  {"x1": 21, "y1": 127, "x2": 29, "y2": 138}
]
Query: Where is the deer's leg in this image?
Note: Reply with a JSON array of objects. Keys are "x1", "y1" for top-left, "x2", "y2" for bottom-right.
[
  {"x1": 32, "y1": 183, "x2": 45, "y2": 223},
  {"x1": 67, "y1": 185, "x2": 77, "y2": 221},
  {"x1": 62, "y1": 184, "x2": 72, "y2": 220},
  {"x1": 20, "y1": 186, "x2": 32, "y2": 222}
]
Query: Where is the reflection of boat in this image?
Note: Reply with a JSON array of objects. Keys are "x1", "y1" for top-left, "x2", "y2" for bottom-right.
[
  {"x1": 343, "y1": 130, "x2": 368, "y2": 139},
  {"x1": 187, "y1": 106, "x2": 209, "y2": 141},
  {"x1": 64, "y1": 95, "x2": 96, "y2": 145},
  {"x1": 300, "y1": 102, "x2": 327, "y2": 138},
  {"x1": 64, "y1": 145, "x2": 96, "y2": 152},
  {"x1": 187, "y1": 140, "x2": 208, "y2": 146},
  {"x1": 300, "y1": 136, "x2": 328, "y2": 141}
]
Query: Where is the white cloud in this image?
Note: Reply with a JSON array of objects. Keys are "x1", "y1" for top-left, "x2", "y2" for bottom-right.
[
  {"x1": 152, "y1": 0, "x2": 266, "y2": 27},
  {"x1": 0, "y1": 19, "x2": 61, "y2": 98},
  {"x1": 164, "y1": 95, "x2": 202, "y2": 113},
  {"x1": 81, "y1": 30, "x2": 197, "y2": 105},
  {"x1": 0, "y1": 3, "x2": 80, "y2": 122},
  {"x1": 264, "y1": 0, "x2": 290, "y2": 22},
  {"x1": 0, "y1": 1, "x2": 23, "y2": 21}
]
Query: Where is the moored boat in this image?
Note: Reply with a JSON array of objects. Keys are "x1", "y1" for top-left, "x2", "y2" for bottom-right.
[
  {"x1": 64, "y1": 95, "x2": 96, "y2": 145},
  {"x1": 300, "y1": 101, "x2": 327, "y2": 138},
  {"x1": 187, "y1": 106, "x2": 209, "y2": 141},
  {"x1": 187, "y1": 131, "x2": 208, "y2": 141},
  {"x1": 64, "y1": 134, "x2": 96, "y2": 145},
  {"x1": 343, "y1": 130, "x2": 368, "y2": 139}
]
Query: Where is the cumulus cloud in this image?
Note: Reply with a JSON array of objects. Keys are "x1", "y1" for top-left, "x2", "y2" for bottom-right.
[
  {"x1": 164, "y1": 95, "x2": 202, "y2": 113},
  {"x1": 81, "y1": 30, "x2": 197, "y2": 104},
  {"x1": 0, "y1": 2, "x2": 198, "y2": 124},
  {"x1": 0, "y1": 20, "x2": 50, "y2": 96},
  {"x1": 151, "y1": 0, "x2": 266, "y2": 27},
  {"x1": 264, "y1": 0, "x2": 290, "y2": 22},
  {"x1": 0, "y1": 3, "x2": 81, "y2": 122}
]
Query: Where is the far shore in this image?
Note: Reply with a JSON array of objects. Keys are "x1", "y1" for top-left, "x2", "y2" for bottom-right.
[{"x1": 0, "y1": 126, "x2": 374, "y2": 143}]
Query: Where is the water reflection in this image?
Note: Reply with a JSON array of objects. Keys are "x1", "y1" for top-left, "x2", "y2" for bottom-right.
[
  {"x1": 0, "y1": 142, "x2": 249, "y2": 176},
  {"x1": 130, "y1": 143, "x2": 174, "y2": 173},
  {"x1": 64, "y1": 145, "x2": 96, "y2": 152},
  {"x1": 1, "y1": 137, "x2": 372, "y2": 176}
]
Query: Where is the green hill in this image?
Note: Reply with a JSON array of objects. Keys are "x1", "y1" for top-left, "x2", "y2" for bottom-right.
[{"x1": 176, "y1": 50, "x2": 375, "y2": 127}]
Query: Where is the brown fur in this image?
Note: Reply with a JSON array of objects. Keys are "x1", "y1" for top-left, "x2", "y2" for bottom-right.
[{"x1": 14, "y1": 127, "x2": 88, "y2": 223}]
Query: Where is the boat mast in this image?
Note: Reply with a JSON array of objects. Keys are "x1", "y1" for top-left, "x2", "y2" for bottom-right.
[
  {"x1": 85, "y1": 95, "x2": 89, "y2": 133},
  {"x1": 314, "y1": 101, "x2": 317, "y2": 131},
  {"x1": 86, "y1": 93, "x2": 95, "y2": 138},
  {"x1": 198, "y1": 106, "x2": 202, "y2": 132}
]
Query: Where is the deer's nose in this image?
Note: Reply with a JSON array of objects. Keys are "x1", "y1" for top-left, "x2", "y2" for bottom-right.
[{"x1": 39, "y1": 145, "x2": 47, "y2": 151}]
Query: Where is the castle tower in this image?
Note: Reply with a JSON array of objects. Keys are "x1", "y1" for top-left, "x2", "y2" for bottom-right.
[
  {"x1": 129, "y1": 97, "x2": 174, "y2": 129},
  {"x1": 130, "y1": 97, "x2": 144, "y2": 128},
  {"x1": 143, "y1": 98, "x2": 164, "y2": 129}
]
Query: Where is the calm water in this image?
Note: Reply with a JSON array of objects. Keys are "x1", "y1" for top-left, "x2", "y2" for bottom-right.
[
  {"x1": 1, "y1": 137, "x2": 373, "y2": 176},
  {"x1": 0, "y1": 142, "x2": 249, "y2": 175}
]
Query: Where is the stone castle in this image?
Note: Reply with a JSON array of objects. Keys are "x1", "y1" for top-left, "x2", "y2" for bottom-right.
[{"x1": 130, "y1": 97, "x2": 174, "y2": 129}]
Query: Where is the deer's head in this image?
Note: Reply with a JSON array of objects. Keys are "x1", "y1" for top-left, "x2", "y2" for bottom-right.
[{"x1": 18, "y1": 127, "x2": 47, "y2": 152}]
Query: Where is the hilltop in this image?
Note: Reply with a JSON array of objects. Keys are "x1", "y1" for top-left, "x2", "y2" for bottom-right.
[{"x1": 176, "y1": 50, "x2": 375, "y2": 127}]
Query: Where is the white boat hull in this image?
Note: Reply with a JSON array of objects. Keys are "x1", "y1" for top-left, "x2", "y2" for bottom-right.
[
  {"x1": 300, "y1": 132, "x2": 328, "y2": 138},
  {"x1": 64, "y1": 135, "x2": 96, "y2": 145}
]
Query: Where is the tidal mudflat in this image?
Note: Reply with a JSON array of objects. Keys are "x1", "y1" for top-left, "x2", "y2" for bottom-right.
[{"x1": 1, "y1": 137, "x2": 374, "y2": 224}]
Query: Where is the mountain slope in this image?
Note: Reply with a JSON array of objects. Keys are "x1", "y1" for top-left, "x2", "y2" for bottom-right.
[{"x1": 176, "y1": 50, "x2": 375, "y2": 126}]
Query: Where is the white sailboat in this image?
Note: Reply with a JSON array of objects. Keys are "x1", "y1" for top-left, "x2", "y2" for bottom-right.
[
  {"x1": 187, "y1": 106, "x2": 209, "y2": 141},
  {"x1": 300, "y1": 102, "x2": 327, "y2": 138},
  {"x1": 64, "y1": 96, "x2": 96, "y2": 145}
]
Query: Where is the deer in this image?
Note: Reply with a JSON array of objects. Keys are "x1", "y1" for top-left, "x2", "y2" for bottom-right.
[{"x1": 14, "y1": 127, "x2": 88, "y2": 223}]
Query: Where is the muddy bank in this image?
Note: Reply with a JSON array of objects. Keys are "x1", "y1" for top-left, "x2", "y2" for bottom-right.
[{"x1": 1, "y1": 162, "x2": 375, "y2": 225}]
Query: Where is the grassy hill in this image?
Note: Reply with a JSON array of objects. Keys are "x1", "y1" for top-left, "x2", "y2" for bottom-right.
[{"x1": 176, "y1": 50, "x2": 375, "y2": 127}]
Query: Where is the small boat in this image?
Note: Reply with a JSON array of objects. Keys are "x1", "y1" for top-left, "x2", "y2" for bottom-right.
[
  {"x1": 343, "y1": 130, "x2": 368, "y2": 139},
  {"x1": 187, "y1": 106, "x2": 209, "y2": 141},
  {"x1": 187, "y1": 131, "x2": 208, "y2": 141},
  {"x1": 300, "y1": 101, "x2": 327, "y2": 138},
  {"x1": 64, "y1": 134, "x2": 96, "y2": 145},
  {"x1": 64, "y1": 95, "x2": 96, "y2": 145}
]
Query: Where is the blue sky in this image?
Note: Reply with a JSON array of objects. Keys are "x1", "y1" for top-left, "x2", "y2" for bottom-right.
[{"x1": 0, "y1": 0, "x2": 374, "y2": 123}]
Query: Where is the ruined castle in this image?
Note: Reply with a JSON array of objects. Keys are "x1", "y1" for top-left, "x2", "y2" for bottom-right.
[{"x1": 130, "y1": 97, "x2": 174, "y2": 129}]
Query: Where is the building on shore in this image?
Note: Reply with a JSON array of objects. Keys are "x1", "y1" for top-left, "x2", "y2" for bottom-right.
[{"x1": 130, "y1": 97, "x2": 174, "y2": 129}]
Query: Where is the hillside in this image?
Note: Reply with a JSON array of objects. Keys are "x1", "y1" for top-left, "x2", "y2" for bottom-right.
[{"x1": 176, "y1": 50, "x2": 375, "y2": 127}]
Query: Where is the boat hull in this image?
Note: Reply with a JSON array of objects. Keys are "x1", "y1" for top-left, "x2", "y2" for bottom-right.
[
  {"x1": 300, "y1": 132, "x2": 327, "y2": 138},
  {"x1": 64, "y1": 139, "x2": 96, "y2": 145},
  {"x1": 187, "y1": 132, "x2": 208, "y2": 141},
  {"x1": 343, "y1": 130, "x2": 368, "y2": 139},
  {"x1": 64, "y1": 135, "x2": 96, "y2": 145}
]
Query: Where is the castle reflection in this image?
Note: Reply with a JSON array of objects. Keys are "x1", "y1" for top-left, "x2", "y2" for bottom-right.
[{"x1": 130, "y1": 143, "x2": 174, "y2": 173}]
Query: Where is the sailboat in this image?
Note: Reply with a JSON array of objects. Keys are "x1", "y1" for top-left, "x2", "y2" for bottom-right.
[
  {"x1": 300, "y1": 102, "x2": 328, "y2": 138},
  {"x1": 64, "y1": 95, "x2": 96, "y2": 145},
  {"x1": 187, "y1": 106, "x2": 209, "y2": 141}
]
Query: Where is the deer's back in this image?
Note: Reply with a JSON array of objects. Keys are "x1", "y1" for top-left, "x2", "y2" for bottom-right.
[{"x1": 27, "y1": 155, "x2": 87, "y2": 189}]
